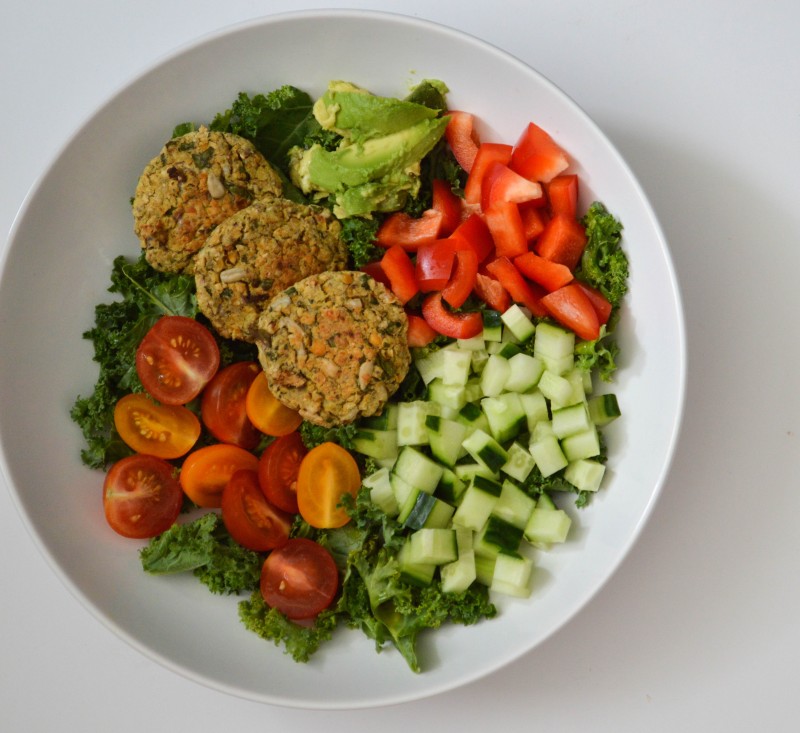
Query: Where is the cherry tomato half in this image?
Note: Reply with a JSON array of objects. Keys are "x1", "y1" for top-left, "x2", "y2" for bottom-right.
[
  {"x1": 245, "y1": 371, "x2": 303, "y2": 437},
  {"x1": 296, "y1": 442, "x2": 361, "y2": 529},
  {"x1": 257, "y1": 431, "x2": 307, "y2": 514},
  {"x1": 221, "y1": 470, "x2": 292, "y2": 552},
  {"x1": 201, "y1": 361, "x2": 261, "y2": 450},
  {"x1": 114, "y1": 392, "x2": 200, "y2": 459},
  {"x1": 103, "y1": 454, "x2": 183, "y2": 539},
  {"x1": 179, "y1": 443, "x2": 259, "y2": 508},
  {"x1": 260, "y1": 538, "x2": 339, "y2": 620},
  {"x1": 136, "y1": 315, "x2": 220, "y2": 405}
]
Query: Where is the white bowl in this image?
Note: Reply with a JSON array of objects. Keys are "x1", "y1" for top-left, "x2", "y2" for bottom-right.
[{"x1": 0, "y1": 9, "x2": 685, "y2": 709}]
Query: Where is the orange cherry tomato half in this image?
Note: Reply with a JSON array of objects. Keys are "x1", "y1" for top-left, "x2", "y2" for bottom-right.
[
  {"x1": 103, "y1": 454, "x2": 183, "y2": 539},
  {"x1": 179, "y1": 443, "x2": 259, "y2": 508},
  {"x1": 245, "y1": 371, "x2": 303, "y2": 437},
  {"x1": 257, "y1": 431, "x2": 307, "y2": 514},
  {"x1": 296, "y1": 442, "x2": 361, "y2": 529},
  {"x1": 201, "y1": 361, "x2": 261, "y2": 450},
  {"x1": 220, "y1": 470, "x2": 292, "y2": 552},
  {"x1": 135, "y1": 315, "x2": 220, "y2": 405},
  {"x1": 260, "y1": 538, "x2": 339, "y2": 620},
  {"x1": 114, "y1": 392, "x2": 201, "y2": 459}
]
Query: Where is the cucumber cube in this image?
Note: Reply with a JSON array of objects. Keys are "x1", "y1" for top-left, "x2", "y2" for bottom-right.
[
  {"x1": 524, "y1": 507, "x2": 572, "y2": 546},
  {"x1": 441, "y1": 550, "x2": 477, "y2": 594},
  {"x1": 406, "y1": 528, "x2": 458, "y2": 565},
  {"x1": 564, "y1": 458, "x2": 607, "y2": 493},
  {"x1": 500, "y1": 442, "x2": 536, "y2": 483},
  {"x1": 529, "y1": 434, "x2": 569, "y2": 477},
  {"x1": 493, "y1": 479, "x2": 536, "y2": 529},
  {"x1": 363, "y1": 467, "x2": 398, "y2": 516},
  {"x1": 392, "y1": 445, "x2": 444, "y2": 493},
  {"x1": 533, "y1": 321, "x2": 574, "y2": 359},
  {"x1": 441, "y1": 348, "x2": 473, "y2": 386},
  {"x1": 538, "y1": 370, "x2": 574, "y2": 405},
  {"x1": 452, "y1": 475, "x2": 502, "y2": 531},
  {"x1": 480, "y1": 354, "x2": 510, "y2": 397},
  {"x1": 551, "y1": 402, "x2": 592, "y2": 439},
  {"x1": 491, "y1": 551, "x2": 534, "y2": 598},
  {"x1": 561, "y1": 426, "x2": 601, "y2": 461},
  {"x1": 518, "y1": 390, "x2": 549, "y2": 433},
  {"x1": 504, "y1": 352, "x2": 545, "y2": 393},
  {"x1": 501, "y1": 304, "x2": 536, "y2": 342}
]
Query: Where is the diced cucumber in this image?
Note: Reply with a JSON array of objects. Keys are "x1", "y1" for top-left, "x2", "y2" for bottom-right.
[
  {"x1": 453, "y1": 461, "x2": 498, "y2": 484},
  {"x1": 397, "y1": 542, "x2": 436, "y2": 586},
  {"x1": 501, "y1": 304, "x2": 536, "y2": 342},
  {"x1": 529, "y1": 434, "x2": 569, "y2": 477},
  {"x1": 524, "y1": 507, "x2": 572, "y2": 546},
  {"x1": 425, "y1": 414, "x2": 469, "y2": 467},
  {"x1": 358, "y1": 403, "x2": 398, "y2": 430},
  {"x1": 363, "y1": 467, "x2": 398, "y2": 516},
  {"x1": 539, "y1": 353, "x2": 574, "y2": 377},
  {"x1": 405, "y1": 528, "x2": 458, "y2": 565},
  {"x1": 457, "y1": 402, "x2": 491, "y2": 435},
  {"x1": 457, "y1": 334, "x2": 486, "y2": 351},
  {"x1": 497, "y1": 342, "x2": 522, "y2": 359},
  {"x1": 564, "y1": 458, "x2": 606, "y2": 493},
  {"x1": 390, "y1": 472, "x2": 416, "y2": 506},
  {"x1": 551, "y1": 402, "x2": 592, "y2": 439},
  {"x1": 534, "y1": 321, "x2": 574, "y2": 360},
  {"x1": 486, "y1": 341, "x2": 505, "y2": 355},
  {"x1": 440, "y1": 549, "x2": 477, "y2": 594},
  {"x1": 536, "y1": 491, "x2": 557, "y2": 510},
  {"x1": 493, "y1": 479, "x2": 536, "y2": 529},
  {"x1": 464, "y1": 377, "x2": 484, "y2": 403},
  {"x1": 474, "y1": 553, "x2": 496, "y2": 586},
  {"x1": 427, "y1": 378, "x2": 467, "y2": 411},
  {"x1": 452, "y1": 475, "x2": 502, "y2": 531},
  {"x1": 518, "y1": 390, "x2": 549, "y2": 433},
  {"x1": 559, "y1": 369, "x2": 588, "y2": 407},
  {"x1": 455, "y1": 526, "x2": 474, "y2": 552},
  {"x1": 351, "y1": 428, "x2": 398, "y2": 461},
  {"x1": 470, "y1": 349, "x2": 490, "y2": 374},
  {"x1": 481, "y1": 393, "x2": 526, "y2": 443},
  {"x1": 490, "y1": 550, "x2": 534, "y2": 598},
  {"x1": 392, "y1": 445, "x2": 444, "y2": 493},
  {"x1": 441, "y1": 348, "x2": 473, "y2": 386},
  {"x1": 537, "y1": 370, "x2": 574, "y2": 405},
  {"x1": 396, "y1": 401, "x2": 435, "y2": 446},
  {"x1": 561, "y1": 426, "x2": 601, "y2": 461},
  {"x1": 474, "y1": 515, "x2": 525, "y2": 558},
  {"x1": 398, "y1": 489, "x2": 455, "y2": 530},
  {"x1": 480, "y1": 354, "x2": 510, "y2": 397},
  {"x1": 436, "y1": 467, "x2": 467, "y2": 504},
  {"x1": 482, "y1": 309, "x2": 504, "y2": 342},
  {"x1": 587, "y1": 393, "x2": 621, "y2": 426},
  {"x1": 531, "y1": 419, "x2": 556, "y2": 442},
  {"x1": 500, "y1": 442, "x2": 536, "y2": 483},
  {"x1": 462, "y1": 428, "x2": 509, "y2": 473},
  {"x1": 504, "y1": 352, "x2": 545, "y2": 393},
  {"x1": 413, "y1": 349, "x2": 445, "y2": 385}
]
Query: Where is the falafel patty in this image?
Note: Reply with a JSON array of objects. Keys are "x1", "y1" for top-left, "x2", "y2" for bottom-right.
[
  {"x1": 256, "y1": 271, "x2": 410, "y2": 427},
  {"x1": 132, "y1": 127, "x2": 282, "y2": 274},
  {"x1": 194, "y1": 198, "x2": 348, "y2": 342}
]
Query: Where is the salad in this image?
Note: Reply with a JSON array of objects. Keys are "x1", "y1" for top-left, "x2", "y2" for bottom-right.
[{"x1": 71, "y1": 79, "x2": 628, "y2": 673}]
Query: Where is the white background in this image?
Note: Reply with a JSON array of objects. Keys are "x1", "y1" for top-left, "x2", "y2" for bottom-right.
[{"x1": 1, "y1": 1, "x2": 798, "y2": 730}]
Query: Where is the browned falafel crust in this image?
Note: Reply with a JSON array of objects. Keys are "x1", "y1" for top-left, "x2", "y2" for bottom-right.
[
  {"x1": 132, "y1": 127, "x2": 282, "y2": 274},
  {"x1": 256, "y1": 271, "x2": 410, "y2": 427},
  {"x1": 194, "y1": 198, "x2": 347, "y2": 342}
]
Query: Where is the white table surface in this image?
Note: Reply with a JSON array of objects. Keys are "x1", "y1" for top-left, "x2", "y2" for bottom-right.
[{"x1": 2, "y1": 1, "x2": 798, "y2": 730}]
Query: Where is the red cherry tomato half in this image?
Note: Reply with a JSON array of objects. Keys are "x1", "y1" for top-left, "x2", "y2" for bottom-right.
[
  {"x1": 257, "y1": 431, "x2": 307, "y2": 514},
  {"x1": 201, "y1": 361, "x2": 261, "y2": 450},
  {"x1": 260, "y1": 538, "x2": 339, "y2": 620},
  {"x1": 114, "y1": 392, "x2": 200, "y2": 459},
  {"x1": 136, "y1": 316, "x2": 220, "y2": 405},
  {"x1": 103, "y1": 454, "x2": 183, "y2": 539},
  {"x1": 221, "y1": 470, "x2": 292, "y2": 552}
]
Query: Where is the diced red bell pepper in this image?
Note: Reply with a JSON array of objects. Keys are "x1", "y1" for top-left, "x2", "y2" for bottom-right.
[
  {"x1": 573, "y1": 280, "x2": 612, "y2": 325},
  {"x1": 444, "y1": 111, "x2": 480, "y2": 173},
  {"x1": 535, "y1": 214, "x2": 588, "y2": 270},
  {"x1": 546, "y1": 174, "x2": 579, "y2": 219},
  {"x1": 375, "y1": 209, "x2": 443, "y2": 250},
  {"x1": 540, "y1": 283, "x2": 601, "y2": 341},
  {"x1": 481, "y1": 162, "x2": 544, "y2": 211},
  {"x1": 510, "y1": 121, "x2": 570, "y2": 183},
  {"x1": 451, "y1": 213, "x2": 494, "y2": 262},
  {"x1": 519, "y1": 201, "x2": 549, "y2": 241},
  {"x1": 513, "y1": 251, "x2": 574, "y2": 292},
  {"x1": 473, "y1": 272, "x2": 511, "y2": 313},
  {"x1": 421, "y1": 293, "x2": 484, "y2": 340},
  {"x1": 415, "y1": 240, "x2": 456, "y2": 292},
  {"x1": 432, "y1": 179, "x2": 463, "y2": 237},
  {"x1": 484, "y1": 201, "x2": 528, "y2": 259},
  {"x1": 380, "y1": 245, "x2": 419, "y2": 304},
  {"x1": 485, "y1": 256, "x2": 548, "y2": 317},
  {"x1": 442, "y1": 249, "x2": 479, "y2": 309},
  {"x1": 464, "y1": 143, "x2": 513, "y2": 205},
  {"x1": 406, "y1": 313, "x2": 438, "y2": 347},
  {"x1": 360, "y1": 260, "x2": 391, "y2": 288}
]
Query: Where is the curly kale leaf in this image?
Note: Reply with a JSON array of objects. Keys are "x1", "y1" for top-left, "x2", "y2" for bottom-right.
[
  {"x1": 70, "y1": 254, "x2": 197, "y2": 469},
  {"x1": 574, "y1": 329, "x2": 621, "y2": 382},
  {"x1": 577, "y1": 202, "x2": 629, "y2": 313},
  {"x1": 339, "y1": 215, "x2": 383, "y2": 268},
  {"x1": 298, "y1": 421, "x2": 359, "y2": 451},
  {"x1": 140, "y1": 513, "x2": 262, "y2": 595}
]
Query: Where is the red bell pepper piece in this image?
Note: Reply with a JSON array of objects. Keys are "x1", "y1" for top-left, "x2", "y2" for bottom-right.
[
  {"x1": 432, "y1": 179, "x2": 463, "y2": 237},
  {"x1": 360, "y1": 260, "x2": 391, "y2": 288},
  {"x1": 406, "y1": 313, "x2": 438, "y2": 347},
  {"x1": 451, "y1": 213, "x2": 494, "y2": 262},
  {"x1": 380, "y1": 245, "x2": 419, "y2": 304},
  {"x1": 473, "y1": 272, "x2": 511, "y2": 313},
  {"x1": 535, "y1": 214, "x2": 588, "y2": 270},
  {"x1": 464, "y1": 143, "x2": 513, "y2": 205},
  {"x1": 421, "y1": 293, "x2": 483, "y2": 340},
  {"x1": 519, "y1": 201, "x2": 549, "y2": 241},
  {"x1": 546, "y1": 174, "x2": 579, "y2": 219},
  {"x1": 484, "y1": 200, "x2": 528, "y2": 259},
  {"x1": 540, "y1": 283, "x2": 601, "y2": 341},
  {"x1": 442, "y1": 249, "x2": 479, "y2": 309},
  {"x1": 485, "y1": 256, "x2": 548, "y2": 317},
  {"x1": 573, "y1": 280, "x2": 613, "y2": 325},
  {"x1": 444, "y1": 111, "x2": 480, "y2": 174},
  {"x1": 510, "y1": 121, "x2": 570, "y2": 183},
  {"x1": 415, "y1": 240, "x2": 456, "y2": 292},
  {"x1": 513, "y1": 251, "x2": 574, "y2": 292},
  {"x1": 375, "y1": 209, "x2": 443, "y2": 250},
  {"x1": 481, "y1": 162, "x2": 543, "y2": 211}
]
